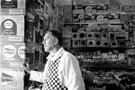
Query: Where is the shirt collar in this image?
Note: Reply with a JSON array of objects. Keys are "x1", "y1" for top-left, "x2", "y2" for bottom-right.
[{"x1": 47, "y1": 47, "x2": 65, "y2": 61}]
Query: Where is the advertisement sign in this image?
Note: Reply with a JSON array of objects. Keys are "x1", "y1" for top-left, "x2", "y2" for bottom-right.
[
  {"x1": 0, "y1": 15, "x2": 24, "y2": 35},
  {"x1": 0, "y1": 42, "x2": 26, "y2": 68},
  {"x1": 0, "y1": 88, "x2": 23, "y2": 90},
  {"x1": 0, "y1": 0, "x2": 25, "y2": 15},
  {"x1": 0, "y1": 68, "x2": 24, "y2": 89},
  {"x1": 1, "y1": 0, "x2": 17, "y2": 8},
  {"x1": 0, "y1": 15, "x2": 24, "y2": 42},
  {"x1": 0, "y1": 35, "x2": 24, "y2": 42}
]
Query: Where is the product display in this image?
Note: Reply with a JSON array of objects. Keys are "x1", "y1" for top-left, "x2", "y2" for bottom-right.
[
  {"x1": 121, "y1": 5, "x2": 135, "y2": 13},
  {"x1": 72, "y1": 39, "x2": 80, "y2": 47},
  {"x1": 94, "y1": 32, "x2": 101, "y2": 40},
  {"x1": 115, "y1": 32, "x2": 128, "y2": 40},
  {"x1": 80, "y1": 40, "x2": 87, "y2": 47},
  {"x1": 63, "y1": 37, "x2": 71, "y2": 48},
  {"x1": 101, "y1": 32, "x2": 108, "y2": 40},
  {"x1": 87, "y1": 32, "x2": 94, "y2": 39},
  {"x1": 72, "y1": 32, "x2": 79, "y2": 39},
  {"x1": 85, "y1": 13, "x2": 97, "y2": 23},
  {"x1": 95, "y1": 40, "x2": 102, "y2": 47},
  {"x1": 87, "y1": 40, "x2": 95, "y2": 47},
  {"x1": 79, "y1": 32, "x2": 87, "y2": 39},
  {"x1": 73, "y1": 13, "x2": 85, "y2": 23},
  {"x1": 72, "y1": 4, "x2": 84, "y2": 13},
  {"x1": 63, "y1": 0, "x2": 135, "y2": 90},
  {"x1": 84, "y1": 4, "x2": 97, "y2": 13},
  {"x1": 102, "y1": 41, "x2": 109, "y2": 47}
]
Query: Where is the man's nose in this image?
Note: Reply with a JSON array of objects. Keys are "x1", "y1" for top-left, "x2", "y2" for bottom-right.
[{"x1": 42, "y1": 41, "x2": 45, "y2": 44}]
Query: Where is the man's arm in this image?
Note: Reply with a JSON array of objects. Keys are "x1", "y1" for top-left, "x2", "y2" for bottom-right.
[
  {"x1": 64, "y1": 53, "x2": 85, "y2": 90},
  {"x1": 23, "y1": 63, "x2": 47, "y2": 83},
  {"x1": 29, "y1": 70, "x2": 45, "y2": 83}
]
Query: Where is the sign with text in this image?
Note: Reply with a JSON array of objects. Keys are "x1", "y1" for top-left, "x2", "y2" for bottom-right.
[
  {"x1": 0, "y1": 42, "x2": 26, "y2": 69},
  {"x1": 0, "y1": 68, "x2": 24, "y2": 89},
  {"x1": 0, "y1": 0, "x2": 25, "y2": 15}
]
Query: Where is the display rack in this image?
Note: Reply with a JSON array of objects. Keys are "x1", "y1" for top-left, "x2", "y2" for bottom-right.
[
  {"x1": 62, "y1": 0, "x2": 135, "y2": 90},
  {"x1": 24, "y1": 0, "x2": 63, "y2": 90}
]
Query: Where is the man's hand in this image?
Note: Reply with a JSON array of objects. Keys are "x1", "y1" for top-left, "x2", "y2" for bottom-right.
[{"x1": 23, "y1": 63, "x2": 31, "y2": 74}]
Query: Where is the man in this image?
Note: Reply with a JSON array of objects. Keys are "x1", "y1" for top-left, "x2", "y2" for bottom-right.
[{"x1": 24, "y1": 30, "x2": 85, "y2": 90}]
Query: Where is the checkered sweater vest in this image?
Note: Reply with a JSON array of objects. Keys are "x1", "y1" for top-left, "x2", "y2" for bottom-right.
[{"x1": 44, "y1": 56, "x2": 68, "y2": 90}]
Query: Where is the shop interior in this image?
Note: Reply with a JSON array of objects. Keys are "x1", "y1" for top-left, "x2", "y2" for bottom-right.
[{"x1": 0, "y1": 0, "x2": 135, "y2": 90}]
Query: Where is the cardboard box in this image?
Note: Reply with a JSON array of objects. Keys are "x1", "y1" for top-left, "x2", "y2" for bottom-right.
[
  {"x1": 72, "y1": 5, "x2": 84, "y2": 13},
  {"x1": 0, "y1": 0, "x2": 25, "y2": 15},
  {"x1": 95, "y1": 40, "x2": 102, "y2": 47},
  {"x1": 0, "y1": 42, "x2": 26, "y2": 68},
  {"x1": 97, "y1": 13, "x2": 120, "y2": 23},
  {"x1": 109, "y1": 32, "x2": 116, "y2": 41},
  {"x1": 109, "y1": 0, "x2": 120, "y2": 12},
  {"x1": 121, "y1": 5, "x2": 135, "y2": 13},
  {"x1": 72, "y1": 32, "x2": 79, "y2": 39},
  {"x1": 63, "y1": 37, "x2": 71, "y2": 47},
  {"x1": 94, "y1": 0, "x2": 109, "y2": 4},
  {"x1": 73, "y1": 13, "x2": 85, "y2": 23},
  {"x1": 80, "y1": 40, "x2": 87, "y2": 47},
  {"x1": 110, "y1": 41, "x2": 118, "y2": 47},
  {"x1": 96, "y1": 4, "x2": 109, "y2": 13},
  {"x1": 72, "y1": 39, "x2": 80, "y2": 47},
  {"x1": 63, "y1": 5, "x2": 72, "y2": 23},
  {"x1": 78, "y1": 32, "x2": 86, "y2": 39},
  {"x1": 94, "y1": 32, "x2": 101, "y2": 40},
  {"x1": 120, "y1": 14, "x2": 132, "y2": 22},
  {"x1": 102, "y1": 40, "x2": 110, "y2": 47},
  {"x1": 87, "y1": 32, "x2": 94, "y2": 40},
  {"x1": 116, "y1": 32, "x2": 128, "y2": 40},
  {"x1": 85, "y1": 13, "x2": 97, "y2": 23},
  {"x1": 62, "y1": 27, "x2": 72, "y2": 37},
  {"x1": 0, "y1": 68, "x2": 24, "y2": 89},
  {"x1": 73, "y1": 0, "x2": 85, "y2": 5},
  {"x1": 87, "y1": 40, "x2": 95, "y2": 47},
  {"x1": 101, "y1": 32, "x2": 109, "y2": 40},
  {"x1": 84, "y1": 4, "x2": 97, "y2": 13}
]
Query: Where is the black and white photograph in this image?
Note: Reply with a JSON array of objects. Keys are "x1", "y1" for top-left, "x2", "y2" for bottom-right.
[{"x1": 0, "y1": 0, "x2": 135, "y2": 90}]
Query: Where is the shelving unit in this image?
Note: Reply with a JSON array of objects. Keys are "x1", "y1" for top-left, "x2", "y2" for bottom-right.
[
  {"x1": 62, "y1": 0, "x2": 135, "y2": 90},
  {"x1": 24, "y1": 0, "x2": 64, "y2": 90}
]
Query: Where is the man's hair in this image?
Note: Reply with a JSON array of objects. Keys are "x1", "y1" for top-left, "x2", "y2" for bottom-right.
[{"x1": 45, "y1": 30, "x2": 63, "y2": 46}]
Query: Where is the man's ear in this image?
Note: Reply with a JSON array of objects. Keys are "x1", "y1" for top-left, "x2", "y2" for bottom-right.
[{"x1": 55, "y1": 38, "x2": 58, "y2": 45}]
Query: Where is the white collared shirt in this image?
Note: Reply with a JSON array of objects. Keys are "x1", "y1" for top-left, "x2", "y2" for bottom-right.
[{"x1": 30, "y1": 47, "x2": 85, "y2": 90}]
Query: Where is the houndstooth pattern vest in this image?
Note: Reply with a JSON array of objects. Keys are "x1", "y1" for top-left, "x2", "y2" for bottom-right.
[{"x1": 43, "y1": 55, "x2": 68, "y2": 90}]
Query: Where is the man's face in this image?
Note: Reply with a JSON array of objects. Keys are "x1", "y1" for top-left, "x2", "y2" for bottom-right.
[{"x1": 42, "y1": 32, "x2": 56, "y2": 52}]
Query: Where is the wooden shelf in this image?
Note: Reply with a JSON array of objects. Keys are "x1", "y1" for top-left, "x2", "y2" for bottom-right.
[{"x1": 70, "y1": 47, "x2": 133, "y2": 52}]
